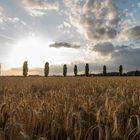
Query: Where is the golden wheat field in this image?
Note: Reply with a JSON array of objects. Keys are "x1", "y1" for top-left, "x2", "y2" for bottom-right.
[{"x1": 0, "y1": 77, "x2": 140, "y2": 140}]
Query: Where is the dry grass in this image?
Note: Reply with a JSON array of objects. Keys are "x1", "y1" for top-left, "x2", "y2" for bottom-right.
[{"x1": 0, "y1": 77, "x2": 140, "y2": 140}]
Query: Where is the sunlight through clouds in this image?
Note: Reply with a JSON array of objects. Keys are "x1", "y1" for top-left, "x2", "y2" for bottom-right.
[
  {"x1": 8, "y1": 35, "x2": 83, "y2": 69},
  {"x1": 0, "y1": 0, "x2": 140, "y2": 74}
]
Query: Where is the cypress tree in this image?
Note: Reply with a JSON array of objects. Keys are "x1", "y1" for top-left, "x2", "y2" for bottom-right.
[
  {"x1": 103, "y1": 65, "x2": 107, "y2": 76},
  {"x1": 23, "y1": 61, "x2": 28, "y2": 77},
  {"x1": 119, "y1": 65, "x2": 123, "y2": 76},
  {"x1": 63, "y1": 64, "x2": 67, "y2": 77},
  {"x1": 85, "y1": 63, "x2": 89, "y2": 76},
  {"x1": 74, "y1": 65, "x2": 78, "y2": 76},
  {"x1": 44, "y1": 62, "x2": 49, "y2": 77}
]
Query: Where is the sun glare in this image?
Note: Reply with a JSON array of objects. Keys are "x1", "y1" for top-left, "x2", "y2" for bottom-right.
[
  {"x1": 8, "y1": 36, "x2": 79, "y2": 68},
  {"x1": 9, "y1": 36, "x2": 55, "y2": 67}
]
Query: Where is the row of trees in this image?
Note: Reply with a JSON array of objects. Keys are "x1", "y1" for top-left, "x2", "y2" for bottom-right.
[{"x1": 23, "y1": 61, "x2": 123, "y2": 77}]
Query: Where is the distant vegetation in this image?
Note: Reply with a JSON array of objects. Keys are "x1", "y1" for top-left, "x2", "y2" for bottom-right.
[{"x1": 22, "y1": 61, "x2": 140, "y2": 77}]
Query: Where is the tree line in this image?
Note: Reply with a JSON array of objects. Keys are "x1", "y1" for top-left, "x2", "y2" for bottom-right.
[{"x1": 23, "y1": 61, "x2": 123, "y2": 77}]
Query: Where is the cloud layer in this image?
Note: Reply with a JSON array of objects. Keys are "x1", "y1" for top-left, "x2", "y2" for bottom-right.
[{"x1": 23, "y1": 0, "x2": 59, "y2": 16}]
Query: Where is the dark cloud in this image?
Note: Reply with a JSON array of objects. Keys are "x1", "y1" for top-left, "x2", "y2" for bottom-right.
[
  {"x1": 111, "y1": 47, "x2": 140, "y2": 70},
  {"x1": 122, "y1": 26, "x2": 140, "y2": 41},
  {"x1": 93, "y1": 42, "x2": 115, "y2": 55},
  {"x1": 91, "y1": 43, "x2": 140, "y2": 71},
  {"x1": 49, "y1": 42, "x2": 80, "y2": 49}
]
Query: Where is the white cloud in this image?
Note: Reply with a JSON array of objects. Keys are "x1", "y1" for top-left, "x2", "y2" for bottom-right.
[
  {"x1": 63, "y1": 0, "x2": 120, "y2": 43},
  {"x1": 0, "y1": 6, "x2": 4, "y2": 23},
  {"x1": 123, "y1": 9, "x2": 133, "y2": 17},
  {"x1": 138, "y1": 2, "x2": 140, "y2": 8},
  {"x1": 23, "y1": 0, "x2": 59, "y2": 16},
  {"x1": 63, "y1": 21, "x2": 71, "y2": 28},
  {"x1": 57, "y1": 21, "x2": 71, "y2": 31}
]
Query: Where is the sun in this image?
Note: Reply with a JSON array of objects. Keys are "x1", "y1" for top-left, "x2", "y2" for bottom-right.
[
  {"x1": 9, "y1": 36, "x2": 55, "y2": 68},
  {"x1": 8, "y1": 36, "x2": 79, "y2": 68},
  {"x1": 6, "y1": 33, "x2": 84, "y2": 70}
]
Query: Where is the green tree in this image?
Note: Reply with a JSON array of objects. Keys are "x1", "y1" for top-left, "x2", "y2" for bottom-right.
[
  {"x1": 23, "y1": 61, "x2": 28, "y2": 77},
  {"x1": 63, "y1": 64, "x2": 67, "y2": 77},
  {"x1": 44, "y1": 62, "x2": 49, "y2": 77},
  {"x1": 119, "y1": 65, "x2": 123, "y2": 76},
  {"x1": 103, "y1": 65, "x2": 107, "y2": 76},
  {"x1": 85, "y1": 63, "x2": 89, "y2": 76},
  {"x1": 74, "y1": 65, "x2": 78, "y2": 76}
]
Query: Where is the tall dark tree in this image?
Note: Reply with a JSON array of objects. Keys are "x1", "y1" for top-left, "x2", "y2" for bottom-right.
[
  {"x1": 23, "y1": 61, "x2": 28, "y2": 77},
  {"x1": 63, "y1": 64, "x2": 67, "y2": 77},
  {"x1": 85, "y1": 63, "x2": 89, "y2": 76},
  {"x1": 119, "y1": 65, "x2": 123, "y2": 76},
  {"x1": 44, "y1": 62, "x2": 49, "y2": 77},
  {"x1": 74, "y1": 65, "x2": 78, "y2": 76},
  {"x1": 103, "y1": 65, "x2": 107, "y2": 76}
]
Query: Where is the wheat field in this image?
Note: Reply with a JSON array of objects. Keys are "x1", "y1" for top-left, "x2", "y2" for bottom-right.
[{"x1": 0, "y1": 77, "x2": 140, "y2": 140}]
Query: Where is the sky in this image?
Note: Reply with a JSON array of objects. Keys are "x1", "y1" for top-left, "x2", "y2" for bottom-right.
[{"x1": 0, "y1": 0, "x2": 140, "y2": 75}]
